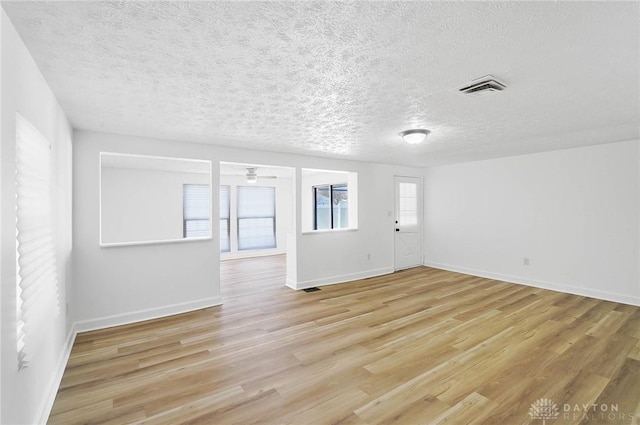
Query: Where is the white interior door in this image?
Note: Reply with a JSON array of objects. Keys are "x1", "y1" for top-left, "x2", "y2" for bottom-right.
[{"x1": 394, "y1": 176, "x2": 423, "y2": 271}]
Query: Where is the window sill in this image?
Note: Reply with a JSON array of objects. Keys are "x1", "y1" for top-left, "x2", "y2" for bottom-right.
[
  {"x1": 301, "y1": 228, "x2": 358, "y2": 235},
  {"x1": 100, "y1": 236, "x2": 212, "y2": 248}
]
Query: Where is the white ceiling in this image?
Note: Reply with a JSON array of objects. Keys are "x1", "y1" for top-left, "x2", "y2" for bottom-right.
[{"x1": 3, "y1": 1, "x2": 639, "y2": 166}]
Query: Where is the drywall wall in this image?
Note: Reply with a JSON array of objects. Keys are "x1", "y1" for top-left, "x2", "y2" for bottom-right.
[
  {"x1": 424, "y1": 139, "x2": 640, "y2": 306},
  {"x1": 1, "y1": 9, "x2": 73, "y2": 425},
  {"x1": 293, "y1": 162, "x2": 414, "y2": 289},
  {"x1": 101, "y1": 167, "x2": 210, "y2": 244},
  {"x1": 73, "y1": 131, "x2": 222, "y2": 330},
  {"x1": 74, "y1": 130, "x2": 423, "y2": 323},
  {"x1": 0, "y1": 12, "x2": 3, "y2": 419}
]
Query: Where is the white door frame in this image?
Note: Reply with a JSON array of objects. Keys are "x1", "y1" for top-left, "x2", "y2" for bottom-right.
[{"x1": 394, "y1": 175, "x2": 423, "y2": 271}]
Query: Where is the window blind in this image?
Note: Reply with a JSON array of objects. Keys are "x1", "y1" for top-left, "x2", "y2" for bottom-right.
[
  {"x1": 237, "y1": 186, "x2": 276, "y2": 250},
  {"x1": 183, "y1": 184, "x2": 210, "y2": 238},
  {"x1": 15, "y1": 113, "x2": 60, "y2": 371},
  {"x1": 220, "y1": 185, "x2": 230, "y2": 252}
]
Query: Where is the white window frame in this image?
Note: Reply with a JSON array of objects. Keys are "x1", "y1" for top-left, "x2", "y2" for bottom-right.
[
  {"x1": 301, "y1": 168, "x2": 358, "y2": 233},
  {"x1": 237, "y1": 186, "x2": 276, "y2": 251},
  {"x1": 313, "y1": 183, "x2": 349, "y2": 230}
]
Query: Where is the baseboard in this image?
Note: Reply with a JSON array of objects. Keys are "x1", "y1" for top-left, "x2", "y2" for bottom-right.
[
  {"x1": 423, "y1": 260, "x2": 640, "y2": 307},
  {"x1": 74, "y1": 297, "x2": 223, "y2": 333},
  {"x1": 292, "y1": 267, "x2": 394, "y2": 290},
  {"x1": 221, "y1": 250, "x2": 286, "y2": 261},
  {"x1": 285, "y1": 278, "x2": 297, "y2": 290},
  {"x1": 35, "y1": 322, "x2": 78, "y2": 425}
]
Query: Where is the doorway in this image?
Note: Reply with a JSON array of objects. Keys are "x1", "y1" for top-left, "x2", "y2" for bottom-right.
[
  {"x1": 219, "y1": 162, "x2": 295, "y2": 295},
  {"x1": 394, "y1": 176, "x2": 423, "y2": 270}
]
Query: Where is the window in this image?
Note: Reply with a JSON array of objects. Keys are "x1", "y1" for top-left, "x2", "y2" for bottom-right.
[
  {"x1": 313, "y1": 184, "x2": 348, "y2": 230},
  {"x1": 237, "y1": 186, "x2": 276, "y2": 250},
  {"x1": 183, "y1": 184, "x2": 210, "y2": 238},
  {"x1": 220, "y1": 185, "x2": 230, "y2": 252},
  {"x1": 398, "y1": 182, "x2": 418, "y2": 226},
  {"x1": 301, "y1": 168, "x2": 357, "y2": 232},
  {"x1": 15, "y1": 113, "x2": 60, "y2": 370}
]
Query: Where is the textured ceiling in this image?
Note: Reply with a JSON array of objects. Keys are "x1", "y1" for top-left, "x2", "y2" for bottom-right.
[{"x1": 3, "y1": 1, "x2": 639, "y2": 166}]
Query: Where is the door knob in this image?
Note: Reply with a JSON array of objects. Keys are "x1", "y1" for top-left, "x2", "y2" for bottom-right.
[{"x1": 395, "y1": 228, "x2": 400, "y2": 232}]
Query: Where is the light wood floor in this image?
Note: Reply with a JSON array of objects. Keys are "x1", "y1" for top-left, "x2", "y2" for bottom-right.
[{"x1": 49, "y1": 255, "x2": 640, "y2": 425}]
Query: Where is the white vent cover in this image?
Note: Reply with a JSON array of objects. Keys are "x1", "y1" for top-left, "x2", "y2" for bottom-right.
[{"x1": 458, "y1": 75, "x2": 506, "y2": 94}]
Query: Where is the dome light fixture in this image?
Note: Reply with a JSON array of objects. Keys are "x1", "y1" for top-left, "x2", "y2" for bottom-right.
[{"x1": 399, "y1": 129, "x2": 430, "y2": 144}]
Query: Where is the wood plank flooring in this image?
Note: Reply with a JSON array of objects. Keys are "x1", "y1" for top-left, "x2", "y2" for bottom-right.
[{"x1": 48, "y1": 255, "x2": 640, "y2": 425}]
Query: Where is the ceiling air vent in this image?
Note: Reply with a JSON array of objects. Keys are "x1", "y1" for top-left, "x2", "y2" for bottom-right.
[{"x1": 458, "y1": 75, "x2": 506, "y2": 94}]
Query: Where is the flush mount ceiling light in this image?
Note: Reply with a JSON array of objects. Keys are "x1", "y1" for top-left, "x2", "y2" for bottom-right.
[{"x1": 399, "y1": 129, "x2": 430, "y2": 145}]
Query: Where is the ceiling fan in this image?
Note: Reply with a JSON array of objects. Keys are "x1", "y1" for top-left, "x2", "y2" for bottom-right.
[{"x1": 244, "y1": 167, "x2": 277, "y2": 184}]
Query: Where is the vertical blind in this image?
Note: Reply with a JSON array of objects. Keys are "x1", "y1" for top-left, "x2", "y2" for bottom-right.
[
  {"x1": 220, "y1": 185, "x2": 230, "y2": 252},
  {"x1": 237, "y1": 186, "x2": 276, "y2": 250},
  {"x1": 15, "y1": 113, "x2": 60, "y2": 371},
  {"x1": 183, "y1": 184, "x2": 210, "y2": 238}
]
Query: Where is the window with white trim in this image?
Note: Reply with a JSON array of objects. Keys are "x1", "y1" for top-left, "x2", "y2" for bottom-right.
[
  {"x1": 301, "y1": 168, "x2": 358, "y2": 232},
  {"x1": 237, "y1": 186, "x2": 276, "y2": 250},
  {"x1": 397, "y1": 182, "x2": 418, "y2": 226},
  {"x1": 183, "y1": 184, "x2": 210, "y2": 238},
  {"x1": 15, "y1": 113, "x2": 60, "y2": 370},
  {"x1": 220, "y1": 185, "x2": 230, "y2": 252},
  {"x1": 313, "y1": 183, "x2": 348, "y2": 230}
]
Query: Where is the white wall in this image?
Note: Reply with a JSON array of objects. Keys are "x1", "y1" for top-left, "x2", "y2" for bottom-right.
[
  {"x1": 4, "y1": 6, "x2": 636, "y2": 424},
  {"x1": 1, "y1": 9, "x2": 74, "y2": 425},
  {"x1": 219, "y1": 174, "x2": 293, "y2": 259},
  {"x1": 293, "y1": 162, "x2": 419, "y2": 289},
  {"x1": 74, "y1": 130, "x2": 423, "y2": 320},
  {"x1": 73, "y1": 131, "x2": 222, "y2": 330},
  {"x1": 424, "y1": 140, "x2": 640, "y2": 306},
  {"x1": 101, "y1": 167, "x2": 209, "y2": 244}
]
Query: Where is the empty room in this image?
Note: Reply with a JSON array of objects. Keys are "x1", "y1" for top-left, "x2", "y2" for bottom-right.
[{"x1": 1, "y1": 1, "x2": 639, "y2": 424}]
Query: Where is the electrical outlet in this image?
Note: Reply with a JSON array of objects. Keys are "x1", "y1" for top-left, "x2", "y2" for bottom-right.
[{"x1": 523, "y1": 257, "x2": 530, "y2": 266}]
